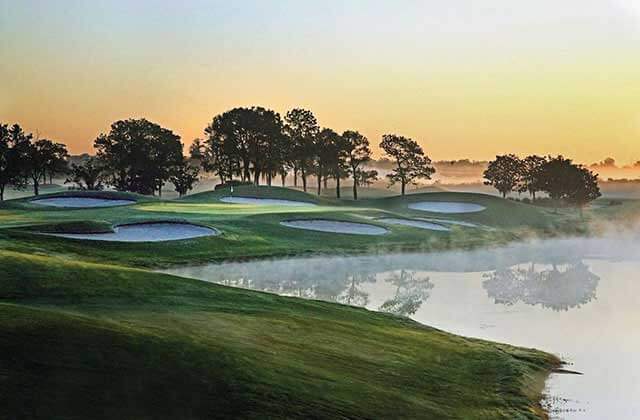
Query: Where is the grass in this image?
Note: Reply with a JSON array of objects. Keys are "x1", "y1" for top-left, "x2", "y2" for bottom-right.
[
  {"x1": 0, "y1": 250, "x2": 559, "y2": 419},
  {"x1": 2, "y1": 185, "x2": 631, "y2": 418}
]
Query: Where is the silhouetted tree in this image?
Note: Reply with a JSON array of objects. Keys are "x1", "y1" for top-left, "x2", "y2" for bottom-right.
[
  {"x1": 314, "y1": 128, "x2": 338, "y2": 195},
  {"x1": 518, "y1": 155, "x2": 547, "y2": 200},
  {"x1": 379, "y1": 134, "x2": 435, "y2": 196},
  {"x1": 170, "y1": 159, "x2": 200, "y2": 197},
  {"x1": 25, "y1": 139, "x2": 68, "y2": 196},
  {"x1": 285, "y1": 109, "x2": 319, "y2": 192},
  {"x1": 204, "y1": 107, "x2": 284, "y2": 186},
  {"x1": 358, "y1": 169, "x2": 379, "y2": 187},
  {"x1": 94, "y1": 118, "x2": 183, "y2": 195},
  {"x1": 565, "y1": 165, "x2": 601, "y2": 217},
  {"x1": 324, "y1": 130, "x2": 349, "y2": 198},
  {"x1": 342, "y1": 130, "x2": 372, "y2": 200},
  {"x1": 65, "y1": 157, "x2": 105, "y2": 190},
  {"x1": 0, "y1": 123, "x2": 30, "y2": 201},
  {"x1": 484, "y1": 154, "x2": 522, "y2": 198}
]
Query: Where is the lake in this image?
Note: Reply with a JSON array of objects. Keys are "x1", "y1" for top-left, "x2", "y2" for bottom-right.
[{"x1": 163, "y1": 231, "x2": 640, "y2": 419}]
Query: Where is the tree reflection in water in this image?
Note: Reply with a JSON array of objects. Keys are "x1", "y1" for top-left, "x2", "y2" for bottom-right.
[
  {"x1": 379, "y1": 270, "x2": 434, "y2": 316},
  {"x1": 482, "y1": 261, "x2": 600, "y2": 311}
]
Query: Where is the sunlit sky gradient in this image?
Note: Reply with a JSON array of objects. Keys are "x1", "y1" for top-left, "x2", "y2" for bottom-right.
[{"x1": 1, "y1": 0, "x2": 639, "y2": 162}]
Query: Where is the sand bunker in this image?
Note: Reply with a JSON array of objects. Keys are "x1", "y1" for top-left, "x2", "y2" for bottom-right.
[
  {"x1": 220, "y1": 196, "x2": 316, "y2": 207},
  {"x1": 280, "y1": 220, "x2": 388, "y2": 235},
  {"x1": 33, "y1": 197, "x2": 135, "y2": 208},
  {"x1": 46, "y1": 222, "x2": 218, "y2": 242},
  {"x1": 408, "y1": 201, "x2": 486, "y2": 214},
  {"x1": 378, "y1": 218, "x2": 450, "y2": 231}
]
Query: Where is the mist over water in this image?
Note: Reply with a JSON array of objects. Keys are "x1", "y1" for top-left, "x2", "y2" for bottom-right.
[{"x1": 163, "y1": 230, "x2": 640, "y2": 419}]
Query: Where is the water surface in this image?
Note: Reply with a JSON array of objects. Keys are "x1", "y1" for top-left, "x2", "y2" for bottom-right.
[{"x1": 163, "y1": 233, "x2": 640, "y2": 419}]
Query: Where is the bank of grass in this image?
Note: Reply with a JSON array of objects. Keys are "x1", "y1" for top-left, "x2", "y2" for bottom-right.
[{"x1": 0, "y1": 250, "x2": 559, "y2": 419}]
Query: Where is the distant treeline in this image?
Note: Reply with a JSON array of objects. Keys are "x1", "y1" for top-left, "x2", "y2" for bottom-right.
[{"x1": 484, "y1": 154, "x2": 601, "y2": 212}]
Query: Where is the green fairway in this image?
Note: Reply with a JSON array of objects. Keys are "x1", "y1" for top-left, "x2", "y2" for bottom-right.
[{"x1": 2, "y1": 186, "x2": 632, "y2": 418}]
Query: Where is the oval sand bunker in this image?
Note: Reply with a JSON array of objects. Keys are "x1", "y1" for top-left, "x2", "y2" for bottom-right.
[
  {"x1": 378, "y1": 218, "x2": 450, "y2": 231},
  {"x1": 220, "y1": 196, "x2": 315, "y2": 207},
  {"x1": 47, "y1": 222, "x2": 218, "y2": 242},
  {"x1": 280, "y1": 220, "x2": 388, "y2": 235},
  {"x1": 408, "y1": 201, "x2": 486, "y2": 214},
  {"x1": 34, "y1": 197, "x2": 135, "y2": 208}
]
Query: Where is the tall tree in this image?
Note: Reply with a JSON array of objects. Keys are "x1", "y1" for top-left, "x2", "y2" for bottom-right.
[
  {"x1": 285, "y1": 109, "x2": 319, "y2": 192},
  {"x1": 94, "y1": 118, "x2": 183, "y2": 195},
  {"x1": 342, "y1": 130, "x2": 372, "y2": 200},
  {"x1": 518, "y1": 155, "x2": 547, "y2": 200},
  {"x1": 0, "y1": 123, "x2": 30, "y2": 201},
  {"x1": 204, "y1": 107, "x2": 284, "y2": 186},
  {"x1": 314, "y1": 128, "x2": 337, "y2": 195},
  {"x1": 483, "y1": 154, "x2": 523, "y2": 198},
  {"x1": 379, "y1": 134, "x2": 435, "y2": 196},
  {"x1": 323, "y1": 130, "x2": 348, "y2": 198}
]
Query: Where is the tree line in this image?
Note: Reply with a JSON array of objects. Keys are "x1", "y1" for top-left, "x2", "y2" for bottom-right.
[
  {"x1": 0, "y1": 123, "x2": 69, "y2": 200},
  {"x1": 484, "y1": 154, "x2": 601, "y2": 212},
  {"x1": 2, "y1": 108, "x2": 437, "y2": 200},
  {"x1": 190, "y1": 107, "x2": 435, "y2": 199}
]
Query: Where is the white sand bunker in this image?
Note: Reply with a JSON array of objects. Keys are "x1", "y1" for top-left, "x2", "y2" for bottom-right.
[
  {"x1": 47, "y1": 222, "x2": 218, "y2": 242},
  {"x1": 408, "y1": 201, "x2": 486, "y2": 214},
  {"x1": 220, "y1": 196, "x2": 315, "y2": 207},
  {"x1": 419, "y1": 218, "x2": 479, "y2": 228},
  {"x1": 378, "y1": 218, "x2": 450, "y2": 232},
  {"x1": 280, "y1": 220, "x2": 388, "y2": 235},
  {"x1": 33, "y1": 197, "x2": 135, "y2": 208}
]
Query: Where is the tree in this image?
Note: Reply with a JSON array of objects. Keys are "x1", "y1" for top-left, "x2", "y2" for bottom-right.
[
  {"x1": 323, "y1": 130, "x2": 349, "y2": 198},
  {"x1": 518, "y1": 155, "x2": 547, "y2": 200},
  {"x1": 483, "y1": 154, "x2": 523, "y2": 198},
  {"x1": 170, "y1": 159, "x2": 200, "y2": 197},
  {"x1": 94, "y1": 118, "x2": 183, "y2": 195},
  {"x1": 342, "y1": 130, "x2": 372, "y2": 200},
  {"x1": 0, "y1": 123, "x2": 30, "y2": 201},
  {"x1": 379, "y1": 134, "x2": 435, "y2": 196},
  {"x1": 314, "y1": 128, "x2": 338, "y2": 195},
  {"x1": 204, "y1": 107, "x2": 284, "y2": 186},
  {"x1": 25, "y1": 139, "x2": 68, "y2": 196},
  {"x1": 539, "y1": 155, "x2": 575, "y2": 211},
  {"x1": 65, "y1": 157, "x2": 105, "y2": 190},
  {"x1": 565, "y1": 166, "x2": 601, "y2": 217},
  {"x1": 285, "y1": 109, "x2": 319, "y2": 192}
]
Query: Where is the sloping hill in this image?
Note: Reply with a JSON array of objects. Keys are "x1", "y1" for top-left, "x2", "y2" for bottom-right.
[{"x1": 0, "y1": 250, "x2": 558, "y2": 419}]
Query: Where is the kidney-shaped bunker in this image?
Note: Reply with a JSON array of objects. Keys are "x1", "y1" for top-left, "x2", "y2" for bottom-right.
[
  {"x1": 408, "y1": 201, "x2": 486, "y2": 214},
  {"x1": 33, "y1": 197, "x2": 136, "y2": 208},
  {"x1": 280, "y1": 220, "x2": 388, "y2": 235},
  {"x1": 46, "y1": 222, "x2": 219, "y2": 242}
]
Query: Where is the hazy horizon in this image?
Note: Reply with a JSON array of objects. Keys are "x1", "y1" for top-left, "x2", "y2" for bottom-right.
[{"x1": 2, "y1": 0, "x2": 639, "y2": 162}]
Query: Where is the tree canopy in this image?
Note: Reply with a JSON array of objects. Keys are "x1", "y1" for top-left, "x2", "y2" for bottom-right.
[{"x1": 379, "y1": 134, "x2": 435, "y2": 196}]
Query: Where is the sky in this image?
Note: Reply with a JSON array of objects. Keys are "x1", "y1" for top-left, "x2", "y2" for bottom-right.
[{"x1": 1, "y1": 0, "x2": 639, "y2": 162}]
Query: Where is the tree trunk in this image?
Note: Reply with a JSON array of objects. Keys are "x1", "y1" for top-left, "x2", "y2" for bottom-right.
[
  {"x1": 293, "y1": 169, "x2": 298, "y2": 187},
  {"x1": 323, "y1": 175, "x2": 328, "y2": 189},
  {"x1": 301, "y1": 167, "x2": 307, "y2": 192},
  {"x1": 401, "y1": 182, "x2": 406, "y2": 196},
  {"x1": 336, "y1": 176, "x2": 341, "y2": 199},
  {"x1": 353, "y1": 179, "x2": 358, "y2": 200},
  {"x1": 281, "y1": 173, "x2": 286, "y2": 187},
  {"x1": 317, "y1": 165, "x2": 322, "y2": 196},
  {"x1": 502, "y1": 191, "x2": 506, "y2": 199},
  {"x1": 33, "y1": 179, "x2": 39, "y2": 196},
  {"x1": 0, "y1": 185, "x2": 4, "y2": 201},
  {"x1": 254, "y1": 170, "x2": 260, "y2": 186}
]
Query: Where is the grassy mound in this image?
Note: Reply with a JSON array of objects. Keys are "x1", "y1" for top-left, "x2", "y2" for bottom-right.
[{"x1": 0, "y1": 250, "x2": 558, "y2": 419}]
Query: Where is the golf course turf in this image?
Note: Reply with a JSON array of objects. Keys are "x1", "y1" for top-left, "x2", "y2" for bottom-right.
[{"x1": 1, "y1": 185, "x2": 624, "y2": 418}]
